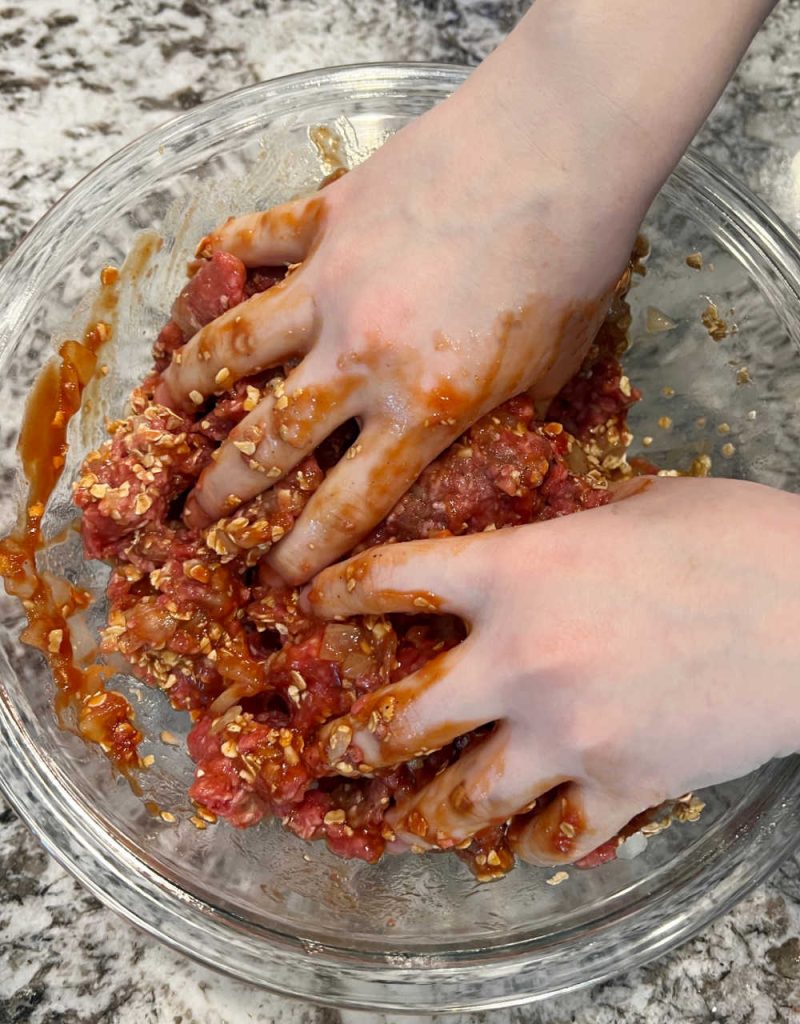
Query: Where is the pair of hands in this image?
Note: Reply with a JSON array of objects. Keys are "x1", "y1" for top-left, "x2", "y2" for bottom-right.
[{"x1": 153, "y1": 0, "x2": 798, "y2": 863}]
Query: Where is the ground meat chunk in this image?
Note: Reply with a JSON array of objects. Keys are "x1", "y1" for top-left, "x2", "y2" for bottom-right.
[
  {"x1": 153, "y1": 320, "x2": 185, "y2": 371},
  {"x1": 74, "y1": 399, "x2": 209, "y2": 560},
  {"x1": 244, "y1": 266, "x2": 286, "y2": 298},
  {"x1": 171, "y1": 251, "x2": 247, "y2": 339},
  {"x1": 364, "y1": 395, "x2": 609, "y2": 549}
]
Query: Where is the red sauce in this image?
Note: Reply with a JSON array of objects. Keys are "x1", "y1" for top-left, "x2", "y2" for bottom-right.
[{"x1": 0, "y1": 270, "x2": 143, "y2": 768}]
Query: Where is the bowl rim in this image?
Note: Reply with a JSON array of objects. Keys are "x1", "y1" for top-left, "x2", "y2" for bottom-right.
[{"x1": 2, "y1": 60, "x2": 800, "y2": 1013}]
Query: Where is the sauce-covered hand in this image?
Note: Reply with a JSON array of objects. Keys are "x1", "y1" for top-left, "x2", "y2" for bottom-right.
[
  {"x1": 156, "y1": 0, "x2": 776, "y2": 585},
  {"x1": 156, "y1": 93, "x2": 639, "y2": 584},
  {"x1": 308, "y1": 478, "x2": 800, "y2": 864}
]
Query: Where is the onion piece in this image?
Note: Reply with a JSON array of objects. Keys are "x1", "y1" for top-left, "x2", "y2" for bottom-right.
[
  {"x1": 319, "y1": 623, "x2": 363, "y2": 661},
  {"x1": 342, "y1": 650, "x2": 376, "y2": 680}
]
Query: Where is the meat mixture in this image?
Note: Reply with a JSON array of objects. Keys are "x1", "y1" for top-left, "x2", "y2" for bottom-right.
[{"x1": 74, "y1": 248, "x2": 648, "y2": 880}]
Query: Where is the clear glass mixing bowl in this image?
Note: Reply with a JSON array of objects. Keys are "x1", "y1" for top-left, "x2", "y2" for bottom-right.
[{"x1": 1, "y1": 64, "x2": 799, "y2": 1014}]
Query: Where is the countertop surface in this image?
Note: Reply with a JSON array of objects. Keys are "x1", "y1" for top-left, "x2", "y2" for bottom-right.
[{"x1": 2, "y1": 1, "x2": 800, "y2": 1021}]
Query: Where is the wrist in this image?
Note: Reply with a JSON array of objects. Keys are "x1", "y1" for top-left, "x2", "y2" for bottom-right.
[
  {"x1": 433, "y1": 63, "x2": 643, "y2": 290},
  {"x1": 446, "y1": 0, "x2": 775, "y2": 259}
]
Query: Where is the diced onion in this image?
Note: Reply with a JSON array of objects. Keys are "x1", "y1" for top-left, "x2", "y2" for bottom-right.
[
  {"x1": 342, "y1": 651, "x2": 375, "y2": 680},
  {"x1": 320, "y1": 623, "x2": 363, "y2": 660}
]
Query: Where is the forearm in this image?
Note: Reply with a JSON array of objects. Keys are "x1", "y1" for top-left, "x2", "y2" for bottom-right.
[{"x1": 454, "y1": 0, "x2": 777, "y2": 238}]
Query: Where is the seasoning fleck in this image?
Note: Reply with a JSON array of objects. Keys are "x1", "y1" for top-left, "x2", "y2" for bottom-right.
[
  {"x1": 689, "y1": 454, "x2": 712, "y2": 477},
  {"x1": 701, "y1": 302, "x2": 730, "y2": 342}
]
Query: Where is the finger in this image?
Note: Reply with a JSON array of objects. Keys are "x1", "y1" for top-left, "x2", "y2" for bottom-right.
[
  {"x1": 304, "y1": 532, "x2": 484, "y2": 619},
  {"x1": 388, "y1": 725, "x2": 568, "y2": 849},
  {"x1": 317, "y1": 639, "x2": 499, "y2": 772},
  {"x1": 508, "y1": 782, "x2": 643, "y2": 867},
  {"x1": 157, "y1": 275, "x2": 314, "y2": 411},
  {"x1": 185, "y1": 369, "x2": 359, "y2": 528},
  {"x1": 269, "y1": 422, "x2": 451, "y2": 583},
  {"x1": 204, "y1": 194, "x2": 325, "y2": 266}
]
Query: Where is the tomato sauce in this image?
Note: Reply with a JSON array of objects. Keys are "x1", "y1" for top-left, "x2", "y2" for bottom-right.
[{"x1": 0, "y1": 271, "x2": 143, "y2": 767}]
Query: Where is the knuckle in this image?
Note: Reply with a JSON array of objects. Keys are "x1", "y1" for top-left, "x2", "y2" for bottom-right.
[{"x1": 320, "y1": 496, "x2": 365, "y2": 539}]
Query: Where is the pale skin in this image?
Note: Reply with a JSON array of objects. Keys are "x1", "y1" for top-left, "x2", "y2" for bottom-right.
[
  {"x1": 157, "y1": 0, "x2": 798, "y2": 862},
  {"x1": 309, "y1": 478, "x2": 800, "y2": 863}
]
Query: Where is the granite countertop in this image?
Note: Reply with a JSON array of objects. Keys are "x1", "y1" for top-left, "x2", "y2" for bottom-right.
[{"x1": 2, "y1": 1, "x2": 800, "y2": 1021}]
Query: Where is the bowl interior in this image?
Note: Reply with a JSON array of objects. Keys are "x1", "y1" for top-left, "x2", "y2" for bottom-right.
[{"x1": 1, "y1": 65, "x2": 799, "y2": 1001}]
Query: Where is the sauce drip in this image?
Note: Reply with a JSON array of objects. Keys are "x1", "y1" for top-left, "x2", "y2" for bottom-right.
[
  {"x1": 309, "y1": 123, "x2": 349, "y2": 178},
  {"x1": 0, "y1": 268, "x2": 143, "y2": 768}
]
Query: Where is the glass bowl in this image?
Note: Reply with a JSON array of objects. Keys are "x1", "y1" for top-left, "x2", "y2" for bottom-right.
[{"x1": 1, "y1": 63, "x2": 800, "y2": 1014}]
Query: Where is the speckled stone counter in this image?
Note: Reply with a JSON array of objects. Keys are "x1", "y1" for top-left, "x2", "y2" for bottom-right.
[{"x1": 2, "y1": 2, "x2": 800, "y2": 1021}]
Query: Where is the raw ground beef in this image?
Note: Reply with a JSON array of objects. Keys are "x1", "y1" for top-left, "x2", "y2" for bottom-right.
[{"x1": 74, "y1": 246, "x2": 650, "y2": 880}]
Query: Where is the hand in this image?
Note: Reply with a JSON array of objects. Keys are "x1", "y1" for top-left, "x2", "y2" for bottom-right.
[
  {"x1": 307, "y1": 477, "x2": 800, "y2": 865},
  {"x1": 156, "y1": 80, "x2": 641, "y2": 584},
  {"x1": 155, "y1": 0, "x2": 775, "y2": 586}
]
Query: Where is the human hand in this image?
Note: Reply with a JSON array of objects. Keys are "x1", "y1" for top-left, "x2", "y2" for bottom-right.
[
  {"x1": 156, "y1": 0, "x2": 776, "y2": 587},
  {"x1": 156, "y1": 81, "x2": 641, "y2": 584},
  {"x1": 308, "y1": 477, "x2": 800, "y2": 865}
]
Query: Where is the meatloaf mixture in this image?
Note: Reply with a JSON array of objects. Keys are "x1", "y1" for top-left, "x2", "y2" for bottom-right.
[{"x1": 74, "y1": 247, "x2": 644, "y2": 880}]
